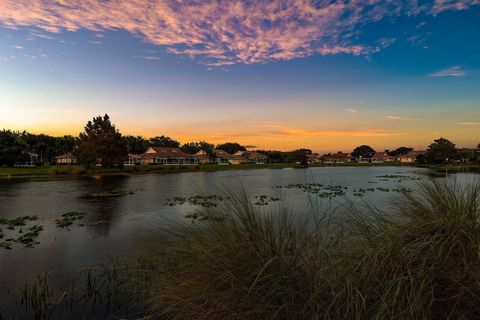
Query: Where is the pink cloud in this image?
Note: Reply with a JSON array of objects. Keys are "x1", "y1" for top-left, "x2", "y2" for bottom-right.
[
  {"x1": 432, "y1": 0, "x2": 480, "y2": 14},
  {"x1": 0, "y1": 1, "x2": 478, "y2": 66}
]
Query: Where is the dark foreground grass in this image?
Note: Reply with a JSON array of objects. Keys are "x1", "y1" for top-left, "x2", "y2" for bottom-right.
[{"x1": 143, "y1": 179, "x2": 480, "y2": 320}]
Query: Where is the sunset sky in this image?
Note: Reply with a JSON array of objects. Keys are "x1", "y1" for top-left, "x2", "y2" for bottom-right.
[{"x1": 0, "y1": 0, "x2": 479, "y2": 152}]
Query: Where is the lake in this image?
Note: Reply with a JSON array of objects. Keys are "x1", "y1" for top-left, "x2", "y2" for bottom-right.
[{"x1": 0, "y1": 166, "x2": 478, "y2": 318}]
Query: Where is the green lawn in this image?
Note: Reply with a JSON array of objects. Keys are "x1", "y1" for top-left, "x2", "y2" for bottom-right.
[
  {"x1": 0, "y1": 163, "x2": 292, "y2": 178},
  {"x1": 2, "y1": 162, "x2": 477, "y2": 178}
]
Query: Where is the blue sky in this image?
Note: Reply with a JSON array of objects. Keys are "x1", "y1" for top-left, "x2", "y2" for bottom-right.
[{"x1": 0, "y1": 0, "x2": 479, "y2": 152}]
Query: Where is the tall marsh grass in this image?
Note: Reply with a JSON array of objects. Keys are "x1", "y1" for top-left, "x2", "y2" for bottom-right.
[{"x1": 144, "y1": 179, "x2": 480, "y2": 320}]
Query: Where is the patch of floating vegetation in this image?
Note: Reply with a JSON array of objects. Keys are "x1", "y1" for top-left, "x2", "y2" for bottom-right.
[
  {"x1": 81, "y1": 189, "x2": 136, "y2": 199},
  {"x1": 79, "y1": 220, "x2": 110, "y2": 227},
  {"x1": 164, "y1": 195, "x2": 228, "y2": 208},
  {"x1": 0, "y1": 211, "x2": 109, "y2": 250},
  {"x1": 352, "y1": 188, "x2": 376, "y2": 197},
  {"x1": 277, "y1": 182, "x2": 414, "y2": 199},
  {"x1": 0, "y1": 215, "x2": 38, "y2": 229},
  {"x1": 276, "y1": 183, "x2": 347, "y2": 198},
  {"x1": 0, "y1": 216, "x2": 42, "y2": 249},
  {"x1": 54, "y1": 211, "x2": 87, "y2": 229},
  {"x1": 376, "y1": 187, "x2": 391, "y2": 192},
  {"x1": 254, "y1": 195, "x2": 281, "y2": 206},
  {"x1": 353, "y1": 186, "x2": 412, "y2": 197},
  {"x1": 376, "y1": 174, "x2": 421, "y2": 181}
]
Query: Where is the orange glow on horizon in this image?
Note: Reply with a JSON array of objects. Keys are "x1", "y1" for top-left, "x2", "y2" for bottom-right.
[{"x1": 6, "y1": 121, "x2": 478, "y2": 154}]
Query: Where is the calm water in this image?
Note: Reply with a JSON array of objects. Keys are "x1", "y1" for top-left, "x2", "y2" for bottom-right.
[{"x1": 0, "y1": 166, "x2": 478, "y2": 317}]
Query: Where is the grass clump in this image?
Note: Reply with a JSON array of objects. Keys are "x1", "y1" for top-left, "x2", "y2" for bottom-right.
[{"x1": 143, "y1": 179, "x2": 480, "y2": 320}]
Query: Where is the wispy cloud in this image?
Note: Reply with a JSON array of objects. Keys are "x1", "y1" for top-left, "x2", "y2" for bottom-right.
[
  {"x1": 133, "y1": 55, "x2": 160, "y2": 61},
  {"x1": 0, "y1": 1, "x2": 478, "y2": 66},
  {"x1": 268, "y1": 128, "x2": 398, "y2": 138},
  {"x1": 432, "y1": 0, "x2": 480, "y2": 14},
  {"x1": 244, "y1": 120, "x2": 282, "y2": 128},
  {"x1": 346, "y1": 108, "x2": 359, "y2": 114},
  {"x1": 459, "y1": 121, "x2": 480, "y2": 125},
  {"x1": 429, "y1": 65, "x2": 468, "y2": 77},
  {"x1": 387, "y1": 115, "x2": 422, "y2": 121},
  {"x1": 27, "y1": 32, "x2": 55, "y2": 40},
  {"x1": 377, "y1": 38, "x2": 397, "y2": 48}
]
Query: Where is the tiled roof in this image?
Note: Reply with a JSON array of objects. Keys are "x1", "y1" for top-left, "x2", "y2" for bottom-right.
[
  {"x1": 55, "y1": 152, "x2": 74, "y2": 159},
  {"x1": 142, "y1": 147, "x2": 194, "y2": 158},
  {"x1": 246, "y1": 152, "x2": 267, "y2": 159},
  {"x1": 215, "y1": 150, "x2": 234, "y2": 159}
]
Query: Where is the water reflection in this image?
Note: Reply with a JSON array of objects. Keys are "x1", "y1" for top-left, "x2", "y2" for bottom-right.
[{"x1": 77, "y1": 176, "x2": 129, "y2": 234}]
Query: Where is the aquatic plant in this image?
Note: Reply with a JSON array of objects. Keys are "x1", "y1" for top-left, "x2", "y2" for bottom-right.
[
  {"x1": 277, "y1": 183, "x2": 347, "y2": 198},
  {"x1": 0, "y1": 215, "x2": 42, "y2": 249},
  {"x1": 11, "y1": 257, "x2": 156, "y2": 319},
  {"x1": 164, "y1": 195, "x2": 228, "y2": 208},
  {"x1": 20, "y1": 273, "x2": 53, "y2": 320},
  {"x1": 17, "y1": 225, "x2": 43, "y2": 248},
  {"x1": 254, "y1": 194, "x2": 281, "y2": 205},
  {"x1": 81, "y1": 190, "x2": 136, "y2": 199},
  {"x1": 54, "y1": 212, "x2": 87, "y2": 229}
]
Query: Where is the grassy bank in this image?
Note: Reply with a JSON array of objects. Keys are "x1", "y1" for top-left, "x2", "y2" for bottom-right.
[
  {"x1": 5, "y1": 179, "x2": 480, "y2": 319},
  {"x1": 0, "y1": 163, "x2": 291, "y2": 178},
  {"x1": 0, "y1": 162, "x2": 413, "y2": 178}
]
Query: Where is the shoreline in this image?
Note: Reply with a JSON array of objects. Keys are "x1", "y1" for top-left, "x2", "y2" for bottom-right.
[{"x1": 0, "y1": 162, "x2": 478, "y2": 179}]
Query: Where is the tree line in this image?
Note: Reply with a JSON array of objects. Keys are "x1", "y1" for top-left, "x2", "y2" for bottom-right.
[
  {"x1": 348, "y1": 139, "x2": 480, "y2": 164},
  {"x1": 1, "y1": 114, "x2": 479, "y2": 167}
]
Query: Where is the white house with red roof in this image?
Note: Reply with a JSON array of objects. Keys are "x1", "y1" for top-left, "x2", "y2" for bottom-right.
[
  {"x1": 322, "y1": 152, "x2": 354, "y2": 164},
  {"x1": 233, "y1": 151, "x2": 267, "y2": 164},
  {"x1": 398, "y1": 151, "x2": 426, "y2": 163},
  {"x1": 140, "y1": 147, "x2": 198, "y2": 165},
  {"x1": 370, "y1": 152, "x2": 397, "y2": 163}
]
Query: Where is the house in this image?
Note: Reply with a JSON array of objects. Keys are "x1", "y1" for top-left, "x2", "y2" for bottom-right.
[
  {"x1": 368, "y1": 152, "x2": 396, "y2": 163},
  {"x1": 398, "y1": 151, "x2": 426, "y2": 163},
  {"x1": 195, "y1": 150, "x2": 212, "y2": 164},
  {"x1": 322, "y1": 152, "x2": 354, "y2": 164},
  {"x1": 55, "y1": 152, "x2": 77, "y2": 165},
  {"x1": 231, "y1": 151, "x2": 249, "y2": 164},
  {"x1": 246, "y1": 152, "x2": 268, "y2": 164},
  {"x1": 15, "y1": 152, "x2": 38, "y2": 167},
  {"x1": 214, "y1": 150, "x2": 233, "y2": 165},
  {"x1": 357, "y1": 152, "x2": 396, "y2": 163},
  {"x1": 233, "y1": 151, "x2": 267, "y2": 164},
  {"x1": 125, "y1": 154, "x2": 141, "y2": 166},
  {"x1": 371, "y1": 152, "x2": 397, "y2": 163},
  {"x1": 140, "y1": 147, "x2": 198, "y2": 165},
  {"x1": 307, "y1": 153, "x2": 322, "y2": 163},
  {"x1": 195, "y1": 150, "x2": 236, "y2": 165}
]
